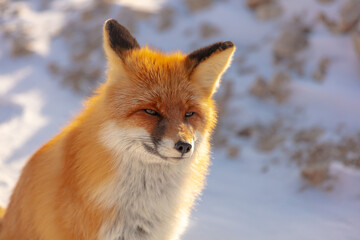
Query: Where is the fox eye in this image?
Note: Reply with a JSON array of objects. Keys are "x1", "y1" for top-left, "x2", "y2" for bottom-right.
[
  {"x1": 185, "y1": 112, "x2": 195, "y2": 117},
  {"x1": 144, "y1": 109, "x2": 158, "y2": 116}
]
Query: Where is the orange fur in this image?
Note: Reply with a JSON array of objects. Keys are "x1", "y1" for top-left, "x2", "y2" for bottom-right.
[{"x1": 0, "y1": 19, "x2": 235, "y2": 240}]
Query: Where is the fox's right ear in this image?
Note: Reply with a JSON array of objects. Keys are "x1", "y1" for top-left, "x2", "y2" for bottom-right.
[
  {"x1": 103, "y1": 19, "x2": 140, "y2": 61},
  {"x1": 186, "y1": 41, "x2": 235, "y2": 98}
]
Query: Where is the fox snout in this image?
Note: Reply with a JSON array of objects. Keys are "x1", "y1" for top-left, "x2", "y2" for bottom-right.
[
  {"x1": 174, "y1": 141, "x2": 192, "y2": 155},
  {"x1": 143, "y1": 135, "x2": 195, "y2": 161}
]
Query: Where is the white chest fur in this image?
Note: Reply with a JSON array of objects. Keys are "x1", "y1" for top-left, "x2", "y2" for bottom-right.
[
  {"x1": 98, "y1": 160, "x2": 191, "y2": 240},
  {"x1": 96, "y1": 121, "x2": 195, "y2": 240}
]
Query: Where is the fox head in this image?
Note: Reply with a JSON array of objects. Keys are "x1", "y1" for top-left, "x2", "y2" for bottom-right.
[{"x1": 99, "y1": 19, "x2": 235, "y2": 164}]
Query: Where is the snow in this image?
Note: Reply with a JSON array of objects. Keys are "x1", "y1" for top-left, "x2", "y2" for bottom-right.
[
  {"x1": 1, "y1": 0, "x2": 360, "y2": 239},
  {"x1": 184, "y1": 151, "x2": 360, "y2": 240}
]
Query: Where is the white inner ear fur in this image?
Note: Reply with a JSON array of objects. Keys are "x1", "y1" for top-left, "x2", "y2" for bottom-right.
[
  {"x1": 102, "y1": 26, "x2": 128, "y2": 85},
  {"x1": 190, "y1": 47, "x2": 235, "y2": 97},
  {"x1": 103, "y1": 26, "x2": 120, "y2": 64}
]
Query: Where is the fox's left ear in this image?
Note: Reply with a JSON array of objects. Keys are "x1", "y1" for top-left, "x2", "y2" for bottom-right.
[
  {"x1": 103, "y1": 19, "x2": 140, "y2": 62},
  {"x1": 186, "y1": 41, "x2": 235, "y2": 97}
]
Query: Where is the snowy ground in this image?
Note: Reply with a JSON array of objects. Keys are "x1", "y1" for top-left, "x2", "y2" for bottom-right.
[{"x1": 1, "y1": 0, "x2": 360, "y2": 239}]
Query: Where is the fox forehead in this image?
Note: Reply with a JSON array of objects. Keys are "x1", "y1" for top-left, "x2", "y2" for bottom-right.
[
  {"x1": 124, "y1": 47, "x2": 193, "y2": 94},
  {"x1": 107, "y1": 48, "x2": 202, "y2": 111},
  {"x1": 126, "y1": 47, "x2": 188, "y2": 77}
]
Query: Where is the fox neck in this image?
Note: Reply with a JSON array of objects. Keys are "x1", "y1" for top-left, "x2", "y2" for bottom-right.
[{"x1": 96, "y1": 158, "x2": 193, "y2": 240}]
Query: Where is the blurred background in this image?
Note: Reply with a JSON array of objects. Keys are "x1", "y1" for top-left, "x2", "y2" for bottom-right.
[{"x1": 1, "y1": 0, "x2": 360, "y2": 239}]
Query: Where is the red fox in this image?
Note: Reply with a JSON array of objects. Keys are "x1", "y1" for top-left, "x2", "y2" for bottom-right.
[{"x1": 0, "y1": 19, "x2": 235, "y2": 240}]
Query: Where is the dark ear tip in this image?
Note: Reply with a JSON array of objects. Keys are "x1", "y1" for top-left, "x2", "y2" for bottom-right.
[
  {"x1": 187, "y1": 41, "x2": 235, "y2": 67},
  {"x1": 221, "y1": 41, "x2": 235, "y2": 50},
  {"x1": 103, "y1": 18, "x2": 140, "y2": 53},
  {"x1": 104, "y1": 18, "x2": 118, "y2": 31}
]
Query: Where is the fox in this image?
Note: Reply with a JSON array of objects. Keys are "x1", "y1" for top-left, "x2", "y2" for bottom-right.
[{"x1": 0, "y1": 19, "x2": 235, "y2": 240}]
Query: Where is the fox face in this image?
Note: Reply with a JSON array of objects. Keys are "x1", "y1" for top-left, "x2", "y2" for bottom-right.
[{"x1": 99, "y1": 19, "x2": 235, "y2": 164}]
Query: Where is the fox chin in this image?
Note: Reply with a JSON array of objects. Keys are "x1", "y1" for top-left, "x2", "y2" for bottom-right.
[{"x1": 0, "y1": 19, "x2": 235, "y2": 240}]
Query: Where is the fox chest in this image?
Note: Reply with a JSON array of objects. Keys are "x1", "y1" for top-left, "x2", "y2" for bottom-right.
[{"x1": 97, "y1": 164, "x2": 188, "y2": 240}]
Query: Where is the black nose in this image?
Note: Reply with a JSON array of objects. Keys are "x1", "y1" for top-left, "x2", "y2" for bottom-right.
[{"x1": 174, "y1": 141, "x2": 192, "y2": 154}]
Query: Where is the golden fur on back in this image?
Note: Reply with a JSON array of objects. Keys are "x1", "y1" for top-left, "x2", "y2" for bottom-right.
[{"x1": 0, "y1": 19, "x2": 235, "y2": 240}]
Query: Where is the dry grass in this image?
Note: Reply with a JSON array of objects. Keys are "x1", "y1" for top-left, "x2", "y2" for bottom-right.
[
  {"x1": 319, "y1": 0, "x2": 360, "y2": 34},
  {"x1": 316, "y1": 0, "x2": 335, "y2": 3},
  {"x1": 254, "y1": 1, "x2": 282, "y2": 20},
  {"x1": 339, "y1": 0, "x2": 360, "y2": 33},
  {"x1": 273, "y1": 18, "x2": 310, "y2": 62},
  {"x1": 247, "y1": 0, "x2": 282, "y2": 20},
  {"x1": 250, "y1": 72, "x2": 291, "y2": 103},
  {"x1": 247, "y1": 0, "x2": 273, "y2": 9},
  {"x1": 301, "y1": 162, "x2": 330, "y2": 186},
  {"x1": 199, "y1": 23, "x2": 220, "y2": 39},
  {"x1": 2, "y1": 20, "x2": 34, "y2": 57},
  {"x1": 312, "y1": 57, "x2": 330, "y2": 82},
  {"x1": 227, "y1": 145, "x2": 241, "y2": 159},
  {"x1": 255, "y1": 119, "x2": 285, "y2": 152},
  {"x1": 232, "y1": 117, "x2": 360, "y2": 187},
  {"x1": 158, "y1": 7, "x2": 176, "y2": 31},
  {"x1": 183, "y1": 0, "x2": 213, "y2": 13}
]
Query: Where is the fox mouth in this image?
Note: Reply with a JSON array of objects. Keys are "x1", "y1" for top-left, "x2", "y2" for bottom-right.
[{"x1": 142, "y1": 143, "x2": 185, "y2": 161}]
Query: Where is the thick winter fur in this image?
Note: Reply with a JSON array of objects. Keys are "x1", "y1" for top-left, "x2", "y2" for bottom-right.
[{"x1": 0, "y1": 19, "x2": 235, "y2": 240}]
